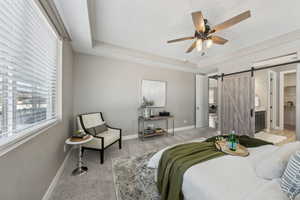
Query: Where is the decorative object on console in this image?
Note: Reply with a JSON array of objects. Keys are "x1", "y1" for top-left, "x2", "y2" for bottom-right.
[
  {"x1": 159, "y1": 111, "x2": 170, "y2": 116},
  {"x1": 144, "y1": 127, "x2": 155, "y2": 135},
  {"x1": 139, "y1": 97, "x2": 154, "y2": 119},
  {"x1": 155, "y1": 128, "x2": 163, "y2": 133}
]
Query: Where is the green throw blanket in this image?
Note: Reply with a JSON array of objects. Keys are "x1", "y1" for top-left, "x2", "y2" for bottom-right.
[{"x1": 157, "y1": 135, "x2": 272, "y2": 200}]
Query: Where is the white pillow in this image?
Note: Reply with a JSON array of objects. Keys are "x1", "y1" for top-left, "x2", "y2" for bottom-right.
[
  {"x1": 244, "y1": 179, "x2": 289, "y2": 200},
  {"x1": 255, "y1": 141, "x2": 300, "y2": 180}
]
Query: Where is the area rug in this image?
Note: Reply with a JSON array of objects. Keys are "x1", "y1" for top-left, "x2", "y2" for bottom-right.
[
  {"x1": 112, "y1": 151, "x2": 160, "y2": 200},
  {"x1": 255, "y1": 132, "x2": 287, "y2": 144}
]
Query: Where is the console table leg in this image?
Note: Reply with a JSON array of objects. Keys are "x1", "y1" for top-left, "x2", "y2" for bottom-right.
[
  {"x1": 166, "y1": 119, "x2": 169, "y2": 136},
  {"x1": 142, "y1": 121, "x2": 145, "y2": 141},
  {"x1": 172, "y1": 119, "x2": 175, "y2": 136}
]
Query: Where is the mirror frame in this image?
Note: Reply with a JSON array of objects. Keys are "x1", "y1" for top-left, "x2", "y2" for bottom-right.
[{"x1": 141, "y1": 79, "x2": 167, "y2": 108}]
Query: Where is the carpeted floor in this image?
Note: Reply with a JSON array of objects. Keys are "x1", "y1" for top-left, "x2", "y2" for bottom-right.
[
  {"x1": 49, "y1": 128, "x2": 217, "y2": 200},
  {"x1": 112, "y1": 151, "x2": 159, "y2": 200}
]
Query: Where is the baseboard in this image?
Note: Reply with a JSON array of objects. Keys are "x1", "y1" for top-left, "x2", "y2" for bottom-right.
[
  {"x1": 169, "y1": 125, "x2": 195, "y2": 132},
  {"x1": 123, "y1": 125, "x2": 195, "y2": 141},
  {"x1": 122, "y1": 134, "x2": 138, "y2": 140},
  {"x1": 42, "y1": 147, "x2": 72, "y2": 200}
]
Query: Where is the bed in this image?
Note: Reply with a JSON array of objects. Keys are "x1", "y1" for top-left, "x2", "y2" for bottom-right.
[{"x1": 148, "y1": 138, "x2": 300, "y2": 200}]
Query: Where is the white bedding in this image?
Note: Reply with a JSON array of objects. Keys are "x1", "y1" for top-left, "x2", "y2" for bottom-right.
[{"x1": 148, "y1": 139, "x2": 291, "y2": 200}]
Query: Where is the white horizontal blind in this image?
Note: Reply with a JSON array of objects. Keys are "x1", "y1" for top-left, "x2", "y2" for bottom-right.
[{"x1": 0, "y1": 0, "x2": 58, "y2": 138}]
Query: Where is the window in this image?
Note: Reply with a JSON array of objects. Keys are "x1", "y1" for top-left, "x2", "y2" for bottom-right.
[{"x1": 0, "y1": 0, "x2": 59, "y2": 145}]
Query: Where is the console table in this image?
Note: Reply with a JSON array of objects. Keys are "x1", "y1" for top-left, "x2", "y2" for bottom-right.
[{"x1": 138, "y1": 116, "x2": 175, "y2": 141}]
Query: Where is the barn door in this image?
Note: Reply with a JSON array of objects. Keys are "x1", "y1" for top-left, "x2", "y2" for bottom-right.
[{"x1": 220, "y1": 72, "x2": 255, "y2": 136}]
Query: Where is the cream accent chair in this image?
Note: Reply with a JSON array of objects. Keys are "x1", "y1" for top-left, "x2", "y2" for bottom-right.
[{"x1": 77, "y1": 112, "x2": 122, "y2": 164}]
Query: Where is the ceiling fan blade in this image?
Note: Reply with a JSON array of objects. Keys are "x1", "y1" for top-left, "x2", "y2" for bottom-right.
[
  {"x1": 210, "y1": 10, "x2": 251, "y2": 33},
  {"x1": 211, "y1": 35, "x2": 228, "y2": 45},
  {"x1": 167, "y1": 36, "x2": 195, "y2": 43},
  {"x1": 191, "y1": 11, "x2": 205, "y2": 33},
  {"x1": 186, "y1": 40, "x2": 197, "y2": 53}
]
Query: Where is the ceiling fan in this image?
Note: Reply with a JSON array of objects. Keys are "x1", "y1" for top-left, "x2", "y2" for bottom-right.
[{"x1": 167, "y1": 10, "x2": 251, "y2": 53}]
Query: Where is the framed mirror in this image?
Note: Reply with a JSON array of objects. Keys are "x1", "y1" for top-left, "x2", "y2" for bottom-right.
[{"x1": 141, "y1": 80, "x2": 166, "y2": 107}]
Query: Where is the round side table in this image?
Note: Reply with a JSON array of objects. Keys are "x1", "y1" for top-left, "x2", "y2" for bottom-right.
[{"x1": 65, "y1": 135, "x2": 93, "y2": 176}]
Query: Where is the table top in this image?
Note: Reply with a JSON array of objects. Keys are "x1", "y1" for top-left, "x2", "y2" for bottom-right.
[
  {"x1": 65, "y1": 135, "x2": 93, "y2": 145},
  {"x1": 139, "y1": 115, "x2": 174, "y2": 121}
]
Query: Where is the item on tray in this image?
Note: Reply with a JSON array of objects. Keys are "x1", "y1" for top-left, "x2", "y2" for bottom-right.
[{"x1": 228, "y1": 130, "x2": 238, "y2": 151}]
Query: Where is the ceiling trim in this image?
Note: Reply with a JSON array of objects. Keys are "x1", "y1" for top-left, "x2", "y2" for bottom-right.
[
  {"x1": 72, "y1": 41, "x2": 199, "y2": 73},
  {"x1": 54, "y1": 0, "x2": 93, "y2": 49},
  {"x1": 87, "y1": 0, "x2": 96, "y2": 47},
  {"x1": 197, "y1": 29, "x2": 300, "y2": 70}
]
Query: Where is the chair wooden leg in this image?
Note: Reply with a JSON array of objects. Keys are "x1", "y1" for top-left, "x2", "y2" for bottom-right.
[
  {"x1": 100, "y1": 150, "x2": 104, "y2": 164},
  {"x1": 119, "y1": 139, "x2": 122, "y2": 149},
  {"x1": 81, "y1": 148, "x2": 85, "y2": 158}
]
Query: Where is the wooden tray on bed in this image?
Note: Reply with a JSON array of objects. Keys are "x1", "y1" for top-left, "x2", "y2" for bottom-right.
[{"x1": 215, "y1": 140, "x2": 249, "y2": 157}]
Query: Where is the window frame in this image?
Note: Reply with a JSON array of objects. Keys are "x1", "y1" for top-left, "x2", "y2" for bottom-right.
[{"x1": 0, "y1": 0, "x2": 63, "y2": 156}]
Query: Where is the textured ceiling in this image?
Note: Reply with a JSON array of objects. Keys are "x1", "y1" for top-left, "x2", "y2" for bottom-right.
[{"x1": 94, "y1": 0, "x2": 300, "y2": 64}]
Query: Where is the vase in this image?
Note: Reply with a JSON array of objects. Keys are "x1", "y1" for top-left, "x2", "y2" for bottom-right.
[{"x1": 143, "y1": 108, "x2": 150, "y2": 118}]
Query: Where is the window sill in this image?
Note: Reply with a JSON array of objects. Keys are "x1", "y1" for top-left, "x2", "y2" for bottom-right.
[{"x1": 0, "y1": 119, "x2": 60, "y2": 157}]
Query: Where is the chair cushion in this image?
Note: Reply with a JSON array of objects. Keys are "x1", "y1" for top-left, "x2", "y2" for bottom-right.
[
  {"x1": 82, "y1": 129, "x2": 120, "y2": 149},
  {"x1": 86, "y1": 124, "x2": 108, "y2": 136},
  {"x1": 97, "y1": 131, "x2": 120, "y2": 148},
  {"x1": 281, "y1": 151, "x2": 300, "y2": 199}
]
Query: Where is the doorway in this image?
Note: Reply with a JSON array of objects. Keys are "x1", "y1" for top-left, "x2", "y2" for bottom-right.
[
  {"x1": 208, "y1": 77, "x2": 218, "y2": 129},
  {"x1": 281, "y1": 71, "x2": 296, "y2": 131},
  {"x1": 254, "y1": 65, "x2": 297, "y2": 145}
]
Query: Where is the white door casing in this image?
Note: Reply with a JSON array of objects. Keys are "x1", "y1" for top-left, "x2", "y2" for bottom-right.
[
  {"x1": 279, "y1": 69, "x2": 297, "y2": 130},
  {"x1": 196, "y1": 74, "x2": 209, "y2": 128},
  {"x1": 267, "y1": 70, "x2": 278, "y2": 130}
]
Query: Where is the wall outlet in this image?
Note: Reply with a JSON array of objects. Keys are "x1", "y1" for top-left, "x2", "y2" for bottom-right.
[{"x1": 184, "y1": 120, "x2": 187, "y2": 124}]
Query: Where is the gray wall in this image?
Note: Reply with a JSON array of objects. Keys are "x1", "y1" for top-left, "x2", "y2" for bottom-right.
[
  {"x1": 73, "y1": 53, "x2": 195, "y2": 136},
  {"x1": 0, "y1": 42, "x2": 74, "y2": 200}
]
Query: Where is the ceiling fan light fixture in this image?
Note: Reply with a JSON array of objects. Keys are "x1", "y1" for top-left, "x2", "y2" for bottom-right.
[
  {"x1": 167, "y1": 10, "x2": 250, "y2": 53},
  {"x1": 206, "y1": 39, "x2": 213, "y2": 48},
  {"x1": 196, "y1": 39, "x2": 202, "y2": 52}
]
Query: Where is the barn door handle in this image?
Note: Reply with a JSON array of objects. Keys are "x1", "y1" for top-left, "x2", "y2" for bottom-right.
[{"x1": 250, "y1": 109, "x2": 254, "y2": 117}]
